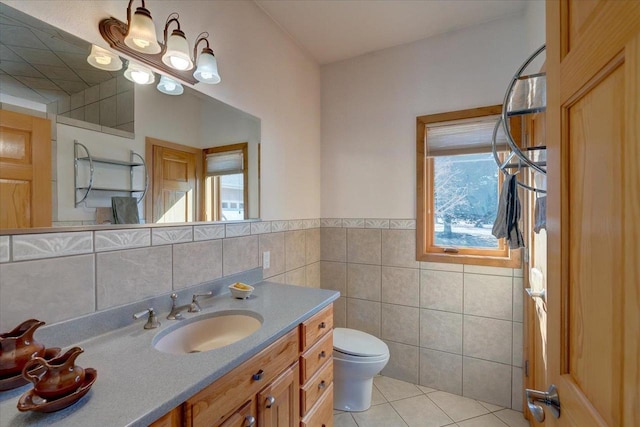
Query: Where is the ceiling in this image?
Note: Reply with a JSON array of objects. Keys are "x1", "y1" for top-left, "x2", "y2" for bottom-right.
[{"x1": 254, "y1": 0, "x2": 527, "y2": 65}]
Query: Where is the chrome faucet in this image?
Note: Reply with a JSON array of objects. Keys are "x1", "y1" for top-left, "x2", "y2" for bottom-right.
[
  {"x1": 189, "y1": 292, "x2": 213, "y2": 313},
  {"x1": 167, "y1": 293, "x2": 192, "y2": 320},
  {"x1": 133, "y1": 308, "x2": 160, "y2": 329}
]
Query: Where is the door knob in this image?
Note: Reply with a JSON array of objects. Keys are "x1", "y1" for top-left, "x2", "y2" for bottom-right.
[
  {"x1": 245, "y1": 415, "x2": 256, "y2": 427},
  {"x1": 265, "y1": 395, "x2": 276, "y2": 408},
  {"x1": 525, "y1": 287, "x2": 546, "y2": 303},
  {"x1": 525, "y1": 384, "x2": 561, "y2": 422}
]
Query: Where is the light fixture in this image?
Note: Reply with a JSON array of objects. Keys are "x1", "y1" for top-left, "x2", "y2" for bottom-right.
[
  {"x1": 124, "y1": 62, "x2": 155, "y2": 85},
  {"x1": 157, "y1": 75, "x2": 183, "y2": 95},
  {"x1": 161, "y1": 14, "x2": 193, "y2": 71},
  {"x1": 193, "y1": 32, "x2": 221, "y2": 84},
  {"x1": 123, "y1": 0, "x2": 162, "y2": 54},
  {"x1": 98, "y1": 2, "x2": 220, "y2": 85},
  {"x1": 87, "y1": 45, "x2": 123, "y2": 71}
]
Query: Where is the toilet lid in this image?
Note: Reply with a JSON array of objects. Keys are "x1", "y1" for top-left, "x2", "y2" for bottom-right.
[{"x1": 333, "y1": 328, "x2": 389, "y2": 357}]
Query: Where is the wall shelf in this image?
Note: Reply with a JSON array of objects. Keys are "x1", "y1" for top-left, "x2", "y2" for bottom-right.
[{"x1": 74, "y1": 140, "x2": 148, "y2": 206}]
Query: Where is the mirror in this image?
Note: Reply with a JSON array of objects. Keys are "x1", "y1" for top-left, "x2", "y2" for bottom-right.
[{"x1": 0, "y1": 4, "x2": 260, "y2": 230}]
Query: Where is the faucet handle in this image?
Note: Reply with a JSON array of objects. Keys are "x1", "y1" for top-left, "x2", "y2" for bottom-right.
[
  {"x1": 133, "y1": 308, "x2": 161, "y2": 329},
  {"x1": 189, "y1": 292, "x2": 213, "y2": 312}
]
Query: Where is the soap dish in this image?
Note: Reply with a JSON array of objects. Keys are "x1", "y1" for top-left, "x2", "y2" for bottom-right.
[
  {"x1": 17, "y1": 368, "x2": 97, "y2": 413},
  {"x1": 229, "y1": 282, "x2": 254, "y2": 299},
  {"x1": 0, "y1": 348, "x2": 61, "y2": 392}
]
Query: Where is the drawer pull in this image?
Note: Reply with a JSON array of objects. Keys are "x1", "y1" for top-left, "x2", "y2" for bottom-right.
[
  {"x1": 252, "y1": 369, "x2": 264, "y2": 381},
  {"x1": 318, "y1": 380, "x2": 326, "y2": 390},
  {"x1": 319, "y1": 350, "x2": 326, "y2": 358},
  {"x1": 245, "y1": 415, "x2": 256, "y2": 427},
  {"x1": 319, "y1": 321, "x2": 327, "y2": 329},
  {"x1": 265, "y1": 395, "x2": 276, "y2": 408}
]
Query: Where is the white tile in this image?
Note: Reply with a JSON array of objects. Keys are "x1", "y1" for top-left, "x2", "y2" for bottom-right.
[
  {"x1": 95, "y1": 229, "x2": 150, "y2": 252},
  {"x1": 512, "y1": 323, "x2": 523, "y2": 367},
  {"x1": 172, "y1": 240, "x2": 222, "y2": 289},
  {"x1": 288, "y1": 219, "x2": 304, "y2": 230},
  {"x1": 225, "y1": 223, "x2": 251, "y2": 237},
  {"x1": 420, "y1": 262, "x2": 463, "y2": 272},
  {"x1": 463, "y1": 316, "x2": 512, "y2": 364},
  {"x1": 348, "y1": 263, "x2": 381, "y2": 301},
  {"x1": 381, "y1": 340, "x2": 419, "y2": 384},
  {"x1": 152, "y1": 226, "x2": 192, "y2": 245},
  {"x1": 419, "y1": 349, "x2": 462, "y2": 395},
  {"x1": 464, "y1": 274, "x2": 513, "y2": 320},
  {"x1": 420, "y1": 270, "x2": 463, "y2": 312},
  {"x1": 320, "y1": 261, "x2": 347, "y2": 295},
  {"x1": 371, "y1": 383, "x2": 387, "y2": 405},
  {"x1": 347, "y1": 228, "x2": 382, "y2": 264},
  {"x1": 382, "y1": 267, "x2": 420, "y2": 307},
  {"x1": 193, "y1": 224, "x2": 225, "y2": 240},
  {"x1": 457, "y1": 413, "x2": 510, "y2": 427},
  {"x1": 478, "y1": 401, "x2": 504, "y2": 413},
  {"x1": 303, "y1": 218, "x2": 320, "y2": 229},
  {"x1": 391, "y1": 394, "x2": 453, "y2": 427},
  {"x1": 463, "y1": 357, "x2": 512, "y2": 408},
  {"x1": 381, "y1": 304, "x2": 419, "y2": 346},
  {"x1": 494, "y1": 409, "x2": 529, "y2": 427},
  {"x1": 428, "y1": 391, "x2": 489, "y2": 422},
  {"x1": 382, "y1": 229, "x2": 420, "y2": 268},
  {"x1": 222, "y1": 236, "x2": 259, "y2": 276},
  {"x1": 418, "y1": 385, "x2": 438, "y2": 394},
  {"x1": 271, "y1": 220, "x2": 288, "y2": 232},
  {"x1": 250, "y1": 221, "x2": 271, "y2": 234},
  {"x1": 321, "y1": 218, "x2": 343, "y2": 228},
  {"x1": 343, "y1": 218, "x2": 365, "y2": 228},
  {"x1": 352, "y1": 403, "x2": 408, "y2": 427},
  {"x1": 463, "y1": 265, "x2": 513, "y2": 276},
  {"x1": 347, "y1": 298, "x2": 381, "y2": 337},
  {"x1": 334, "y1": 412, "x2": 358, "y2": 427},
  {"x1": 374, "y1": 376, "x2": 423, "y2": 402},
  {"x1": 366, "y1": 219, "x2": 390, "y2": 229},
  {"x1": 511, "y1": 368, "x2": 523, "y2": 411},
  {"x1": 389, "y1": 219, "x2": 416, "y2": 230},
  {"x1": 512, "y1": 278, "x2": 524, "y2": 322},
  {"x1": 420, "y1": 309, "x2": 463, "y2": 354},
  {"x1": 0, "y1": 236, "x2": 9, "y2": 262},
  {"x1": 13, "y1": 231, "x2": 93, "y2": 261},
  {"x1": 321, "y1": 227, "x2": 347, "y2": 262}
]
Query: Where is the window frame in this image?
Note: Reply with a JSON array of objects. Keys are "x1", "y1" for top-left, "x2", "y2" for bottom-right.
[
  {"x1": 203, "y1": 142, "x2": 249, "y2": 221},
  {"x1": 416, "y1": 105, "x2": 522, "y2": 268}
]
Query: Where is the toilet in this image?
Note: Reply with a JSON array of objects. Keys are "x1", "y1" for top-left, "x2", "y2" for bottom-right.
[{"x1": 332, "y1": 327, "x2": 390, "y2": 412}]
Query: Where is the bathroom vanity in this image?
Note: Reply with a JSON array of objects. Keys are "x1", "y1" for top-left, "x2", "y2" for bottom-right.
[{"x1": 0, "y1": 282, "x2": 338, "y2": 427}]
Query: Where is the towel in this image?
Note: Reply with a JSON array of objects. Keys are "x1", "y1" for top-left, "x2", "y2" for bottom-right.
[
  {"x1": 533, "y1": 196, "x2": 547, "y2": 233},
  {"x1": 492, "y1": 173, "x2": 525, "y2": 249},
  {"x1": 111, "y1": 197, "x2": 140, "y2": 224}
]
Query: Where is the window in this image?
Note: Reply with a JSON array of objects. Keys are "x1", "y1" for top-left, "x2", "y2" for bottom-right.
[
  {"x1": 416, "y1": 105, "x2": 521, "y2": 267},
  {"x1": 204, "y1": 143, "x2": 248, "y2": 222}
]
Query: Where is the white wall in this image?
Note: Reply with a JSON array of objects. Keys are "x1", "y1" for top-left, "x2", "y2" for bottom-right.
[
  {"x1": 5, "y1": 0, "x2": 321, "y2": 221},
  {"x1": 320, "y1": 14, "x2": 529, "y2": 218}
]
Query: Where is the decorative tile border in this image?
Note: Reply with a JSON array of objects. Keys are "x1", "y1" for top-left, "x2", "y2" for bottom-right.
[
  {"x1": 271, "y1": 221, "x2": 288, "y2": 232},
  {"x1": 95, "y1": 229, "x2": 150, "y2": 252},
  {"x1": 342, "y1": 218, "x2": 365, "y2": 228},
  {"x1": 288, "y1": 220, "x2": 305, "y2": 230},
  {"x1": 226, "y1": 223, "x2": 251, "y2": 238},
  {"x1": 303, "y1": 219, "x2": 321, "y2": 229},
  {"x1": 151, "y1": 226, "x2": 193, "y2": 246},
  {"x1": 321, "y1": 218, "x2": 342, "y2": 228},
  {"x1": 390, "y1": 219, "x2": 416, "y2": 230},
  {"x1": 365, "y1": 219, "x2": 390, "y2": 229},
  {"x1": 0, "y1": 236, "x2": 9, "y2": 263},
  {"x1": 194, "y1": 224, "x2": 225, "y2": 241},
  {"x1": 250, "y1": 221, "x2": 272, "y2": 235},
  {"x1": 13, "y1": 232, "x2": 93, "y2": 261}
]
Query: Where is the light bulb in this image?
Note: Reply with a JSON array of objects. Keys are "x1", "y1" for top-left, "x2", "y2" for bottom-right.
[
  {"x1": 169, "y1": 56, "x2": 190, "y2": 70},
  {"x1": 200, "y1": 72, "x2": 213, "y2": 80},
  {"x1": 131, "y1": 70, "x2": 150, "y2": 84},
  {"x1": 95, "y1": 56, "x2": 112, "y2": 65},
  {"x1": 164, "y1": 81, "x2": 176, "y2": 91}
]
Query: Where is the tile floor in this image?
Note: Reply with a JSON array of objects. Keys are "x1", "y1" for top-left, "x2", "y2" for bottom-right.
[{"x1": 334, "y1": 376, "x2": 530, "y2": 427}]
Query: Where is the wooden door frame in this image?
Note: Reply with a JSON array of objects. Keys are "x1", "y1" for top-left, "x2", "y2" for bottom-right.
[{"x1": 144, "y1": 137, "x2": 203, "y2": 224}]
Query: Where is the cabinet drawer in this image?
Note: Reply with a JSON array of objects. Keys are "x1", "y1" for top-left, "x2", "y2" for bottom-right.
[
  {"x1": 300, "y1": 304, "x2": 333, "y2": 352},
  {"x1": 186, "y1": 328, "x2": 299, "y2": 427},
  {"x1": 300, "y1": 383, "x2": 333, "y2": 427},
  {"x1": 300, "y1": 357, "x2": 333, "y2": 417},
  {"x1": 300, "y1": 331, "x2": 333, "y2": 384}
]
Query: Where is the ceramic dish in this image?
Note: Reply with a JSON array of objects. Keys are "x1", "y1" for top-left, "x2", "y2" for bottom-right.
[
  {"x1": 17, "y1": 368, "x2": 97, "y2": 413},
  {"x1": 0, "y1": 348, "x2": 61, "y2": 392},
  {"x1": 229, "y1": 282, "x2": 254, "y2": 299}
]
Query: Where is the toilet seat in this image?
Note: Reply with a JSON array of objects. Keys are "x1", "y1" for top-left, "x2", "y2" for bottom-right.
[{"x1": 333, "y1": 328, "x2": 389, "y2": 358}]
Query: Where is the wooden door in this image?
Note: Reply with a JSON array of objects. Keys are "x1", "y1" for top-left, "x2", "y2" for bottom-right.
[
  {"x1": 546, "y1": 1, "x2": 639, "y2": 426},
  {"x1": 146, "y1": 137, "x2": 201, "y2": 224},
  {"x1": 219, "y1": 400, "x2": 256, "y2": 427},
  {"x1": 0, "y1": 109, "x2": 51, "y2": 228},
  {"x1": 257, "y1": 363, "x2": 299, "y2": 427}
]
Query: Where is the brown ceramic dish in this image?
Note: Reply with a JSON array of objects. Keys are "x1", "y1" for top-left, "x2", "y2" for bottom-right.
[
  {"x1": 0, "y1": 319, "x2": 46, "y2": 377},
  {"x1": 22, "y1": 346, "x2": 85, "y2": 399},
  {"x1": 0, "y1": 348, "x2": 61, "y2": 392},
  {"x1": 17, "y1": 368, "x2": 97, "y2": 413}
]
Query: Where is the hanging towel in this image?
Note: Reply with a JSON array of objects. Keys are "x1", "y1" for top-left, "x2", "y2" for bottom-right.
[
  {"x1": 533, "y1": 195, "x2": 547, "y2": 233},
  {"x1": 492, "y1": 173, "x2": 525, "y2": 249},
  {"x1": 112, "y1": 197, "x2": 140, "y2": 224}
]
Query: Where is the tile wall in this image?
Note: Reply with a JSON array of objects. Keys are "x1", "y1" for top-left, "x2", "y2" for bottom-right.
[
  {"x1": 319, "y1": 219, "x2": 524, "y2": 411},
  {"x1": 0, "y1": 219, "x2": 321, "y2": 332}
]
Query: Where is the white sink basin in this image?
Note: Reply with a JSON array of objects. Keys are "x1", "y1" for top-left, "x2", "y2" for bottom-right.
[{"x1": 153, "y1": 311, "x2": 263, "y2": 355}]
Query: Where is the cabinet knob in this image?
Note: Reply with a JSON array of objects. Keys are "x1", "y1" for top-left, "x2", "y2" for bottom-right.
[
  {"x1": 319, "y1": 321, "x2": 327, "y2": 329},
  {"x1": 318, "y1": 380, "x2": 326, "y2": 390},
  {"x1": 319, "y1": 350, "x2": 326, "y2": 358},
  {"x1": 265, "y1": 395, "x2": 276, "y2": 408},
  {"x1": 245, "y1": 415, "x2": 256, "y2": 427},
  {"x1": 252, "y1": 369, "x2": 264, "y2": 381}
]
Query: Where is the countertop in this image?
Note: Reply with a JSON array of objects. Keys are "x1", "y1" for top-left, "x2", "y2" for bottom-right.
[{"x1": 0, "y1": 282, "x2": 339, "y2": 427}]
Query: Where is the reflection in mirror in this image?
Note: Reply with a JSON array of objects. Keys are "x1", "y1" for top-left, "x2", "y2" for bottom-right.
[{"x1": 0, "y1": 4, "x2": 260, "y2": 232}]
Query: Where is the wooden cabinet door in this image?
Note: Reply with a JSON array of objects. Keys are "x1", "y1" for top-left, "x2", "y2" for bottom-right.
[
  {"x1": 258, "y1": 362, "x2": 299, "y2": 427},
  {"x1": 0, "y1": 109, "x2": 51, "y2": 228},
  {"x1": 546, "y1": 1, "x2": 639, "y2": 426},
  {"x1": 219, "y1": 400, "x2": 256, "y2": 427}
]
